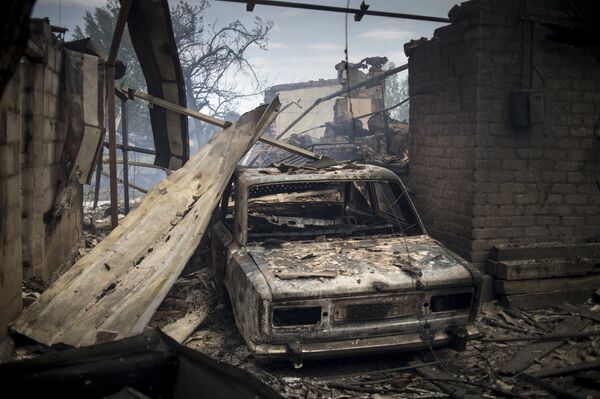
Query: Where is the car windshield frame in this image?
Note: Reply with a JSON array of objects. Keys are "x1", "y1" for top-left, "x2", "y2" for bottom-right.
[{"x1": 233, "y1": 177, "x2": 425, "y2": 244}]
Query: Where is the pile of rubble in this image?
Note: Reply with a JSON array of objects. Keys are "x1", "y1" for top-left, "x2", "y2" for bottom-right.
[
  {"x1": 149, "y1": 268, "x2": 600, "y2": 398},
  {"x1": 12, "y1": 193, "x2": 600, "y2": 398}
]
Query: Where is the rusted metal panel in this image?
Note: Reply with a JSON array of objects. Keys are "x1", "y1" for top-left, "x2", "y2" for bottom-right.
[{"x1": 127, "y1": 0, "x2": 189, "y2": 170}]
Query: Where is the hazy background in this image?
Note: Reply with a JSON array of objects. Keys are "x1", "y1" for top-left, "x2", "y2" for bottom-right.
[{"x1": 33, "y1": 0, "x2": 458, "y2": 112}]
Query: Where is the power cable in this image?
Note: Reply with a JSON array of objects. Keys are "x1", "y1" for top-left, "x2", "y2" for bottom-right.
[{"x1": 344, "y1": 0, "x2": 357, "y2": 142}]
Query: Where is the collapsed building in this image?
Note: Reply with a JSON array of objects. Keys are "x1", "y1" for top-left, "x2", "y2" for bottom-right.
[{"x1": 256, "y1": 56, "x2": 409, "y2": 167}]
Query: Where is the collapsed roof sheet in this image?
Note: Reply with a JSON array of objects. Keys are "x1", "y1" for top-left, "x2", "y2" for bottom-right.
[
  {"x1": 11, "y1": 98, "x2": 280, "y2": 347},
  {"x1": 127, "y1": 0, "x2": 189, "y2": 170}
]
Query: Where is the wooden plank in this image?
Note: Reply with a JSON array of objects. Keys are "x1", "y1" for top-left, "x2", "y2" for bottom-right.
[
  {"x1": 498, "y1": 317, "x2": 590, "y2": 375},
  {"x1": 530, "y1": 359, "x2": 600, "y2": 379},
  {"x1": 561, "y1": 302, "x2": 600, "y2": 323},
  {"x1": 489, "y1": 242, "x2": 600, "y2": 262},
  {"x1": 499, "y1": 289, "x2": 594, "y2": 310},
  {"x1": 161, "y1": 299, "x2": 216, "y2": 344},
  {"x1": 495, "y1": 274, "x2": 600, "y2": 295},
  {"x1": 517, "y1": 374, "x2": 584, "y2": 399},
  {"x1": 487, "y1": 257, "x2": 599, "y2": 281},
  {"x1": 11, "y1": 99, "x2": 280, "y2": 347}
]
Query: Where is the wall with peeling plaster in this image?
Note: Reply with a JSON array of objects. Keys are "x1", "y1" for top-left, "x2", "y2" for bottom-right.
[
  {"x1": 407, "y1": 0, "x2": 600, "y2": 268},
  {"x1": 265, "y1": 79, "x2": 342, "y2": 139}
]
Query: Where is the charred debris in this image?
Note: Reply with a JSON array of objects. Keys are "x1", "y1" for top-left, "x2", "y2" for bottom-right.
[{"x1": 1, "y1": 0, "x2": 600, "y2": 399}]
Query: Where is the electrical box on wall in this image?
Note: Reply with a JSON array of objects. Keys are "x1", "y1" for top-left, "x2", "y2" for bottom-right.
[{"x1": 509, "y1": 90, "x2": 544, "y2": 127}]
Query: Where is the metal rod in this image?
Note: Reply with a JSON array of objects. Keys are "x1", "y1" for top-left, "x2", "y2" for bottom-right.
[
  {"x1": 93, "y1": 145, "x2": 103, "y2": 209},
  {"x1": 381, "y1": 84, "x2": 390, "y2": 154},
  {"x1": 276, "y1": 63, "x2": 408, "y2": 140},
  {"x1": 216, "y1": 0, "x2": 450, "y2": 23},
  {"x1": 103, "y1": 159, "x2": 170, "y2": 172},
  {"x1": 121, "y1": 96, "x2": 130, "y2": 214},
  {"x1": 101, "y1": 172, "x2": 148, "y2": 194},
  {"x1": 121, "y1": 85, "x2": 231, "y2": 129},
  {"x1": 123, "y1": 85, "x2": 322, "y2": 161},
  {"x1": 103, "y1": 142, "x2": 156, "y2": 156},
  {"x1": 259, "y1": 136, "x2": 321, "y2": 160},
  {"x1": 106, "y1": 0, "x2": 133, "y2": 229}
]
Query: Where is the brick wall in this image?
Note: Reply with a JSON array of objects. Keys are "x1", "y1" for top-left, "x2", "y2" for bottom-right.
[
  {"x1": 406, "y1": 12, "x2": 480, "y2": 260},
  {"x1": 407, "y1": 0, "x2": 600, "y2": 268},
  {"x1": 0, "y1": 72, "x2": 22, "y2": 340},
  {"x1": 21, "y1": 20, "x2": 83, "y2": 284}
]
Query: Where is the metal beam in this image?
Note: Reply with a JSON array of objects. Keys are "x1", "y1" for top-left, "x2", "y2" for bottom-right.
[
  {"x1": 121, "y1": 86, "x2": 231, "y2": 129},
  {"x1": 216, "y1": 0, "x2": 450, "y2": 23},
  {"x1": 103, "y1": 142, "x2": 156, "y2": 156},
  {"x1": 106, "y1": 0, "x2": 134, "y2": 228},
  {"x1": 101, "y1": 172, "x2": 148, "y2": 194},
  {"x1": 259, "y1": 136, "x2": 321, "y2": 160},
  {"x1": 121, "y1": 96, "x2": 130, "y2": 214},
  {"x1": 123, "y1": 86, "x2": 322, "y2": 161},
  {"x1": 103, "y1": 159, "x2": 170, "y2": 173}
]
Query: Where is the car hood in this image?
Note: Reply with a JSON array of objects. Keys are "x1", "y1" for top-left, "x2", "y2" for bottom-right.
[{"x1": 246, "y1": 235, "x2": 474, "y2": 301}]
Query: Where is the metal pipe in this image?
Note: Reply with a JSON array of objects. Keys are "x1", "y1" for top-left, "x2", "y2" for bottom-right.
[
  {"x1": 106, "y1": 0, "x2": 133, "y2": 228},
  {"x1": 121, "y1": 86, "x2": 231, "y2": 129},
  {"x1": 121, "y1": 96, "x2": 130, "y2": 214},
  {"x1": 101, "y1": 172, "x2": 148, "y2": 194},
  {"x1": 103, "y1": 142, "x2": 156, "y2": 156},
  {"x1": 381, "y1": 86, "x2": 390, "y2": 154},
  {"x1": 103, "y1": 159, "x2": 170, "y2": 173},
  {"x1": 123, "y1": 85, "x2": 322, "y2": 162},
  {"x1": 93, "y1": 145, "x2": 103, "y2": 209},
  {"x1": 215, "y1": 0, "x2": 450, "y2": 23}
]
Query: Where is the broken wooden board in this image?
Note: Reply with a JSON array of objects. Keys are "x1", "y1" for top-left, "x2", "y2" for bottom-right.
[
  {"x1": 498, "y1": 317, "x2": 590, "y2": 375},
  {"x1": 489, "y1": 242, "x2": 600, "y2": 262},
  {"x1": 499, "y1": 289, "x2": 595, "y2": 310},
  {"x1": 162, "y1": 300, "x2": 216, "y2": 344},
  {"x1": 561, "y1": 302, "x2": 600, "y2": 323},
  {"x1": 495, "y1": 274, "x2": 600, "y2": 295},
  {"x1": 486, "y1": 257, "x2": 600, "y2": 281},
  {"x1": 11, "y1": 99, "x2": 280, "y2": 347}
]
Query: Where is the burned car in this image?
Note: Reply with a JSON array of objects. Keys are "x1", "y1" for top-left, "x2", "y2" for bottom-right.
[{"x1": 211, "y1": 163, "x2": 481, "y2": 366}]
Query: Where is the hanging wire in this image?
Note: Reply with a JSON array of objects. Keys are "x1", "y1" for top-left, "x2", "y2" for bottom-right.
[{"x1": 344, "y1": 0, "x2": 357, "y2": 141}]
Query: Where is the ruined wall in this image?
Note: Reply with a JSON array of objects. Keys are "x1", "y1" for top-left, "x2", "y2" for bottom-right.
[
  {"x1": 0, "y1": 72, "x2": 22, "y2": 340},
  {"x1": 407, "y1": 0, "x2": 600, "y2": 267},
  {"x1": 265, "y1": 80, "x2": 342, "y2": 139},
  {"x1": 406, "y1": 16, "x2": 479, "y2": 260},
  {"x1": 21, "y1": 21, "x2": 83, "y2": 284}
]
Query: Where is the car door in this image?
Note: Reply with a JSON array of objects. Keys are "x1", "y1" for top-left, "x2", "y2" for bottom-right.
[{"x1": 211, "y1": 179, "x2": 236, "y2": 300}]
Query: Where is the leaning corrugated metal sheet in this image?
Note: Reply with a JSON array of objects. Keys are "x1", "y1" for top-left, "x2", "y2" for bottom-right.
[{"x1": 11, "y1": 98, "x2": 280, "y2": 347}]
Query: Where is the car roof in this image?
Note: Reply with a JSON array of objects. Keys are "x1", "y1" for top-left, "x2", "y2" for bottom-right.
[{"x1": 234, "y1": 163, "x2": 401, "y2": 187}]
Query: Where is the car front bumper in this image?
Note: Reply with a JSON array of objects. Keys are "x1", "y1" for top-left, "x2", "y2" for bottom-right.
[{"x1": 251, "y1": 324, "x2": 481, "y2": 366}]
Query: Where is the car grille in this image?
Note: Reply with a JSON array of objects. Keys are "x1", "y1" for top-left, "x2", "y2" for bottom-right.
[{"x1": 334, "y1": 296, "x2": 418, "y2": 322}]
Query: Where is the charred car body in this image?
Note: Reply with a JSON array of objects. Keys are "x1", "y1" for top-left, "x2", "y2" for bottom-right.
[{"x1": 212, "y1": 163, "x2": 482, "y2": 366}]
